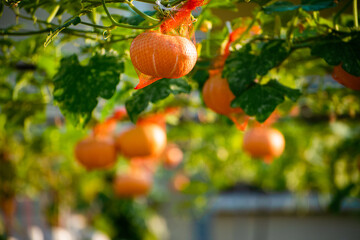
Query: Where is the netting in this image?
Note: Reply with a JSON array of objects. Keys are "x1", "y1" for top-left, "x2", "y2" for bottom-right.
[
  {"x1": 160, "y1": 0, "x2": 207, "y2": 36},
  {"x1": 131, "y1": 0, "x2": 207, "y2": 89}
]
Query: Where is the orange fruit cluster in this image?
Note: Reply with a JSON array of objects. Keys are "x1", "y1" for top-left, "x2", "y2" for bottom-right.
[{"x1": 74, "y1": 109, "x2": 186, "y2": 198}]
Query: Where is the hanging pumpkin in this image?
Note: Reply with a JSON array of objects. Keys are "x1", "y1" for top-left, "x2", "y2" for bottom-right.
[
  {"x1": 130, "y1": 32, "x2": 197, "y2": 79},
  {"x1": 162, "y1": 144, "x2": 184, "y2": 169},
  {"x1": 115, "y1": 123, "x2": 167, "y2": 159},
  {"x1": 74, "y1": 137, "x2": 117, "y2": 170},
  {"x1": 113, "y1": 165, "x2": 152, "y2": 198},
  {"x1": 243, "y1": 127, "x2": 285, "y2": 163},
  {"x1": 332, "y1": 64, "x2": 360, "y2": 91}
]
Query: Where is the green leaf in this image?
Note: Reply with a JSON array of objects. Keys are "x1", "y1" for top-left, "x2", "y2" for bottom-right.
[
  {"x1": 341, "y1": 35, "x2": 360, "y2": 77},
  {"x1": 125, "y1": 78, "x2": 191, "y2": 122},
  {"x1": 300, "y1": 0, "x2": 336, "y2": 11},
  {"x1": 263, "y1": 1, "x2": 299, "y2": 14},
  {"x1": 266, "y1": 80, "x2": 301, "y2": 101},
  {"x1": 311, "y1": 35, "x2": 360, "y2": 76},
  {"x1": 236, "y1": 0, "x2": 272, "y2": 6},
  {"x1": 111, "y1": 11, "x2": 157, "y2": 25},
  {"x1": 231, "y1": 80, "x2": 300, "y2": 122},
  {"x1": 223, "y1": 45, "x2": 257, "y2": 96},
  {"x1": 310, "y1": 36, "x2": 343, "y2": 65},
  {"x1": 126, "y1": 12, "x2": 154, "y2": 25},
  {"x1": 263, "y1": 0, "x2": 336, "y2": 14},
  {"x1": 223, "y1": 40, "x2": 290, "y2": 97},
  {"x1": 53, "y1": 54, "x2": 124, "y2": 127},
  {"x1": 0, "y1": 2, "x2": 4, "y2": 17},
  {"x1": 2, "y1": 97, "x2": 46, "y2": 127},
  {"x1": 254, "y1": 40, "x2": 290, "y2": 76}
]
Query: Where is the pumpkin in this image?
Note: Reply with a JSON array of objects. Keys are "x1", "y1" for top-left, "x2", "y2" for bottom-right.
[
  {"x1": 163, "y1": 144, "x2": 183, "y2": 169},
  {"x1": 130, "y1": 31, "x2": 197, "y2": 78},
  {"x1": 243, "y1": 127, "x2": 285, "y2": 163},
  {"x1": 74, "y1": 137, "x2": 117, "y2": 170},
  {"x1": 332, "y1": 64, "x2": 360, "y2": 91},
  {"x1": 202, "y1": 73, "x2": 243, "y2": 116},
  {"x1": 115, "y1": 123, "x2": 167, "y2": 159},
  {"x1": 113, "y1": 166, "x2": 152, "y2": 198},
  {"x1": 171, "y1": 173, "x2": 190, "y2": 192}
]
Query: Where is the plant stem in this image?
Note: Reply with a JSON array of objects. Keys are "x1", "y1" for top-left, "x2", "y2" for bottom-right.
[
  {"x1": 134, "y1": 0, "x2": 156, "y2": 3},
  {"x1": 135, "y1": 0, "x2": 182, "y2": 6},
  {"x1": 125, "y1": 0, "x2": 160, "y2": 23},
  {"x1": 0, "y1": 29, "x2": 52, "y2": 36},
  {"x1": 46, "y1": 5, "x2": 60, "y2": 23},
  {"x1": 101, "y1": 0, "x2": 163, "y2": 29},
  {"x1": 354, "y1": 0, "x2": 359, "y2": 28},
  {"x1": 0, "y1": 28, "x2": 97, "y2": 41},
  {"x1": 333, "y1": 0, "x2": 352, "y2": 30},
  {"x1": 80, "y1": 21, "x2": 114, "y2": 29},
  {"x1": 15, "y1": 13, "x2": 128, "y2": 37},
  {"x1": 61, "y1": 30, "x2": 100, "y2": 40}
]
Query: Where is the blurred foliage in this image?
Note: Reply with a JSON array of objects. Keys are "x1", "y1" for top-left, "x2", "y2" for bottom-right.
[{"x1": 166, "y1": 116, "x2": 360, "y2": 212}]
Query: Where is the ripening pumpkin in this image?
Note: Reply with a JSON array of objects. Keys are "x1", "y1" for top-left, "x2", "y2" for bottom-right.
[
  {"x1": 130, "y1": 31, "x2": 197, "y2": 78},
  {"x1": 113, "y1": 166, "x2": 152, "y2": 198},
  {"x1": 115, "y1": 123, "x2": 167, "y2": 159},
  {"x1": 332, "y1": 64, "x2": 360, "y2": 90},
  {"x1": 202, "y1": 73, "x2": 243, "y2": 116},
  {"x1": 171, "y1": 173, "x2": 190, "y2": 192},
  {"x1": 74, "y1": 137, "x2": 117, "y2": 170},
  {"x1": 243, "y1": 127, "x2": 285, "y2": 163},
  {"x1": 163, "y1": 144, "x2": 183, "y2": 169}
]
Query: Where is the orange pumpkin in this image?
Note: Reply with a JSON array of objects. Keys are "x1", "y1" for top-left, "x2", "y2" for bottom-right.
[
  {"x1": 163, "y1": 144, "x2": 183, "y2": 169},
  {"x1": 115, "y1": 123, "x2": 167, "y2": 159},
  {"x1": 130, "y1": 31, "x2": 197, "y2": 78},
  {"x1": 113, "y1": 166, "x2": 152, "y2": 198},
  {"x1": 171, "y1": 173, "x2": 190, "y2": 192},
  {"x1": 243, "y1": 127, "x2": 285, "y2": 163},
  {"x1": 202, "y1": 73, "x2": 243, "y2": 115},
  {"x1": 332, "y1": 64, "x2": 360, "y2": 90},
  {"x1": 74, "y1": 137, "x2": 117, "y2": 170}
]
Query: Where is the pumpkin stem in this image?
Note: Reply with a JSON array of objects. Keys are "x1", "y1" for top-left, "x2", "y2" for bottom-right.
[{"x1": 227, "y1": 114, "x2": 249, "y2": 131}]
